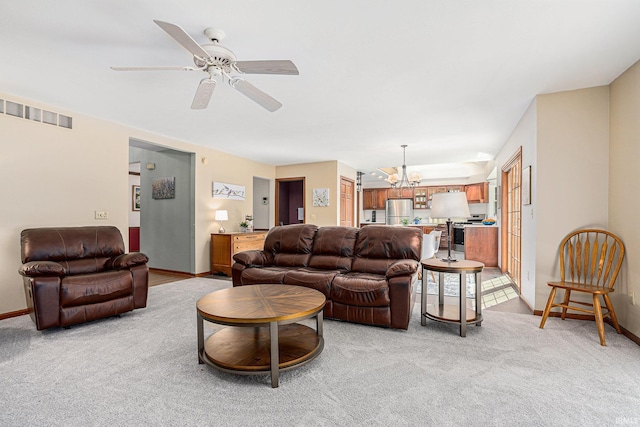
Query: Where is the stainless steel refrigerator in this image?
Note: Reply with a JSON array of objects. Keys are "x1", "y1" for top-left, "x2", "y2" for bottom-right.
[{"x1": 385, "y1": 198, "x2": 413, "y2": 225}]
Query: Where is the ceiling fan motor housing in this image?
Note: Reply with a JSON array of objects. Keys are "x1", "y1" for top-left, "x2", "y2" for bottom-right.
[{"x1": 193, "y1": 44, "x2": 237, "y2": 69}]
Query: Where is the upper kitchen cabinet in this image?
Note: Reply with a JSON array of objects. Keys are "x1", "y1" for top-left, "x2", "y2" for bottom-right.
[
  {"x1": 387, "y1": 187, "x2": 414, "y2": 199},
  {"x1": 465, "y1": 182, "x2": 489, "y2": 203},
  {"x1": 414, "y1": 187, "x2": 428, "y2": 209},
  {"x1": 363, "y1": 188, "x2": 388, "y2": 209},
  {"x1": 427, "y1": 185, "x2": 465, "y2": 201}
]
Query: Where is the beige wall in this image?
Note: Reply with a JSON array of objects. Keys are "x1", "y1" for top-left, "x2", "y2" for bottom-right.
[
  {"x1": 0, "y1": 91, "x2": 275, "y2": 314},
  {"x1": 609, "y1": 59, "x2": 640, "y2": 338},
  {"x1": 276, "y1": 161, "x2": 357, "y2": 226},
  {"x1": 496, "y1": 87, "x2": 611, "y2": 311},
  {"x1": 535, "y1": 86, "x2": 611, "y2": 311}
]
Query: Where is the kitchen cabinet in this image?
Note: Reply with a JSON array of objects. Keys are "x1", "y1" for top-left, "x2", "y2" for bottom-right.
[
  {"x1": 465, "y1": 182, "x2": 489, "y2": 203},
  {"x1": 464, "y1": 226, "x2": 498, "y2": 267},
  {"x1": 413, "y1": 187, "x2": 428, "y2": 209},
  {"x1": 387, "y1": 187, "x2": 414, "y2": 199},
  {"x1": 426, "y1": 185, "x2": 465, "y2": 203},
  {"x1": 363, "y1": 188, "x2": 388, "y2": 210},
  {"x1": 211, "y1": 231, "x2": 267, "y2": 276}
]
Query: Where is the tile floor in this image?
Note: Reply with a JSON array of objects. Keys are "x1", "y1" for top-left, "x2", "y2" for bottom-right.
[{"x1": 431, "y1": 250, "x2": 530, "y2": 314}]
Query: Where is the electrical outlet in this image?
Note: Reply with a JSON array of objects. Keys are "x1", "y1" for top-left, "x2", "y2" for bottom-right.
[
  {"x1": 95, "y1": 211, "x2": 108, "y2": 220},
  {"x1": 630, "y1": 291, "x2": 636, "y2": 305}
]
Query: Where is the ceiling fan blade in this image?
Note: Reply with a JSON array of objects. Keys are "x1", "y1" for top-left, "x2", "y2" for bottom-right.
[
  {"x1": 230, "y1": 79, "x2": 282, "y2": 112},
  {"x1": 234, "y1": 60, "x2": 299, "y2": 75},
  {"x1": 191, "y1": 78, "x2": 216, "y2": 109},
  {"x1": 111, "y1": 66, "x2": 199, "y2": 71},
  {"x1": 153, "y1": 20, "x2": 212, "y2": 61}
]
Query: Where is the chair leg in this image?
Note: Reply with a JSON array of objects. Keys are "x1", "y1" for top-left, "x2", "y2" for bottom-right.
[
  {"x1": 593, "y1": 295, "x2": 606, "y2": 346},
  {"x1": 560, "y1": 290, "x2": 571, "y2": 320},
  {"x1": 603, "y1": 294, "x2": 622, "y2": 334},
  {"x1": 539, "y1": 287, "x2": 557, "y2": 329}
]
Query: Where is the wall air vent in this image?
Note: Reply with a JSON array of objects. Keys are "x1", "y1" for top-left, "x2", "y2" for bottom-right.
[{"x1": 0, "y1": 98, "x2": 73, "y2": 129}]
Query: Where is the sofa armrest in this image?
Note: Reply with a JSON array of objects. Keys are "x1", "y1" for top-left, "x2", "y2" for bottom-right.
[
  {"x1": 233, "y1": 250, "x2": 273, "y2": 267},
  {"x1": 108, "y1": 252, "x2": 149, "y2": 270},
  {"x1": 386, "y1": 259, "x2": 418, "y2": 279},
  {"x1": 19, "y1": 261, "x2": 65, "y2": 277}
]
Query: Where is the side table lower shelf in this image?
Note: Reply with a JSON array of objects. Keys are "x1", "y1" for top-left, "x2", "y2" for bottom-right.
[{"x1": 424, "y1": 303, "x2": 482, "y2": 325}]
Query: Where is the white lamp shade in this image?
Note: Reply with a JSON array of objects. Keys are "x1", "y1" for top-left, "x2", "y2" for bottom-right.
[
  {"x1": 214, "y1": 210, "x2": 228, "y2": 221},
  {"x1": 430, "y1": 192, "x2": 470, "y2": 219}
]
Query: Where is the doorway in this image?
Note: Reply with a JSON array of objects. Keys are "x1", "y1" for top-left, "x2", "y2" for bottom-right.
[
  {"x1": 252, "y1": 176, "x2": 271, "y2": 230},
  {"x1": 275, "y1": 177, "x2": 305, "y2": 226},
  {"x1": 501, "y1": 148, "x2": 522, "y2": 292},
  {"x1": 129, "y1": 138, "x2": 196, "y2": 274},
  {"x1": 340, "y1": 176, "x2": 355, "y2": 227}
]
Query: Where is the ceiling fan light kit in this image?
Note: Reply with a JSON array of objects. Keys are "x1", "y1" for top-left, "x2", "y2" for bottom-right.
[{"x1": 111, "y1": 20, "x2": 298, "y2": 112}]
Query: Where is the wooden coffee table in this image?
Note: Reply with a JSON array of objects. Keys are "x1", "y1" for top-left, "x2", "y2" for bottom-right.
[{"x1": 196, "y1": 284, "x2": 325, "y2": 388}]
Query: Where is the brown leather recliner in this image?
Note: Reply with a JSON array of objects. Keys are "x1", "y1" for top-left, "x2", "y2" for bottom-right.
[
  {"x1": 232, "y1": 224, "x2": 422, "y2": 330},
  {"x1": 18, "y1": 226, "x2": 149, "y2": 330}
]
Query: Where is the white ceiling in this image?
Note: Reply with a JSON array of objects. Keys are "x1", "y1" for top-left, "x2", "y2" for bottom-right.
[{"x1": 2, "y1": 1, "x2": 640, "y2": 183}]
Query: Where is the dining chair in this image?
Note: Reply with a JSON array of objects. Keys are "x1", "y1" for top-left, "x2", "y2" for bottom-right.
[
  {"x1": 420, "y1": 229, "x2": 442, "y2": 282},
  {"x1": 539, "y1": 229, "x2": 625, "y2": 346}
]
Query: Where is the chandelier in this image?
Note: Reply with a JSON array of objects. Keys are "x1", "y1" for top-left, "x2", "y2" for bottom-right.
[{"x1": 385, "y1": 145, "x2": 421, "y2": 189}]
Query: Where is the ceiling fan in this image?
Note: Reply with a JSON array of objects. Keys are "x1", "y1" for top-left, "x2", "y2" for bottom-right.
[{"x1": 111, "y1": 20, "x2": 299, "y2": 112}]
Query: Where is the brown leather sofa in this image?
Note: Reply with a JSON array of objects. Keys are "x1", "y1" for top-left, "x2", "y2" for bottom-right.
[
  {"x1": 232, "y1": 224, "x2": 422, "y2": 330},
  {"x1": 19, "y1": 226, "x2": 149, "y2": 330}
]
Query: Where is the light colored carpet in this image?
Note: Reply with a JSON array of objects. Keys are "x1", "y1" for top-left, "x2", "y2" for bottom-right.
[{"x1": 1, "y1": 278, "x2": 639, "y2": 426}]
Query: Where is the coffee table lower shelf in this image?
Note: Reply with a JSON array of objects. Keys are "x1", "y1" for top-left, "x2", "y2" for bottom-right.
[{"x1": 200, "y1": 323, "x2": 324, "y2": 373}]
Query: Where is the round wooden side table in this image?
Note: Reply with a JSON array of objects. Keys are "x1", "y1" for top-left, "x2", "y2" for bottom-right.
[{"x1": 421, "y1": 259, "x2": 484, "y2": 337}]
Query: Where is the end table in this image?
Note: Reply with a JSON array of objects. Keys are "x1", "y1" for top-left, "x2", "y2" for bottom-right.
[{"x1": 421, "y1": 258, "x2": 484, "y2": 337}]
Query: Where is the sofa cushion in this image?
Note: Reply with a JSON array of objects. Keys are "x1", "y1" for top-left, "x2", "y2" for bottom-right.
[
  {"x1": 308, "y1": 226, "x2": 358, "y2": 271},
  {"x1": 331, "y1": 272, "x2": 390, "y2": 307},
  {"x1": 238, "y1": 266, "x2": 293, "y2": 285},
  {"x1": 283, "y1": 268, "x2": 339, "y2": 298},
  {"x1": 60, "y1": 270, "x2": 132, "y2": 307},
  {"x1": 21, "y1": 226, "x2": 125, "y2": 263},
  {"x1": 263, "y1": 224, "x2": 318, "y2": 267},
  {"x1": 352, "y1": 226, "x2": 422, "y2": 274},
  {"x1": 62, "y1": 257, "x2": 112, "y2": 275}
]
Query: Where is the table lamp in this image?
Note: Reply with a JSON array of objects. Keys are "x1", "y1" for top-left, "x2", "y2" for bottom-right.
[
  {"x1": 430, "y1": 192, "x2": 470, "y2": 262},
  {"x1": 214, "y1": 210, "x2": 228, "y2": 233}
]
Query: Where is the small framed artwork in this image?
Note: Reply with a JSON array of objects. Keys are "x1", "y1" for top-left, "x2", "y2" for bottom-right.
[
  {"x1": 152, "y1": 177, "x2": 175, "y2": 199},
  {"x1": 132, "y1": 185, "x2": 141, "y2": 211},
  {"x1": 522, "y1": 166, "x2": 531, "y2": 205},
  {"x1": 212, "y1": 181, "x2": 246, "y2": 200},
  {"x1": 312, "y1": 188, "x2": 329, "y2": 207}
]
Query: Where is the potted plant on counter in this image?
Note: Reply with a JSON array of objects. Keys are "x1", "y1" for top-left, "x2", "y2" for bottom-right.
[{"x1": 239, "y1": 221, "x2": 249, "y2": 232}]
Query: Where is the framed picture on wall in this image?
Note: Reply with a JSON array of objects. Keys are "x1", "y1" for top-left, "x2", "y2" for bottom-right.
[
  {"x1": 152, "y1": 177, "x2": 175, "y2": 199},
  {"x1": 132, "y1": 185, "x2": 141, "y2": 211},
  {"x1": 312, "y1": 188, "x2": 329, "y2": 207},
  {"x1": 522, "y1": 166, "x2": 531, "y2": 205}
]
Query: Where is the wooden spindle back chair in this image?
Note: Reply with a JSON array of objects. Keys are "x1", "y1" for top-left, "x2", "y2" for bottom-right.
[{"x1": 539, "y1": 229, "x2": 625, "y2": 346}]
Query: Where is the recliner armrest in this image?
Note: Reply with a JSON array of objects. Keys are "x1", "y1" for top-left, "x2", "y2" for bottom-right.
[
  {"x1": 386, "y1": 259, "x2": 418, "y2": 279},
  {"x1": 19, "y1": 261, "x2": 65, "y2": 277},
  {"x1": 107, "y1": 252, "x2": 149, "y2": 270},
  {"x1": 233, "y1": 250, "x2": 273, "y2": 267}
]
